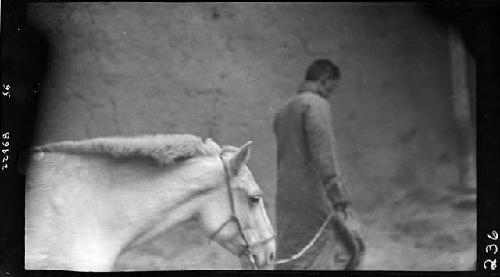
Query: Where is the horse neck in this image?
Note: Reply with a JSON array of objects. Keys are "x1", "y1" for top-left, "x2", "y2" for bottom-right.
[
  {"x1": 115, "y1": 155, "x2": 224, "y2": 249},
  {"x1": 26, "y1": 152, "x2": 226, "y2": 271}
]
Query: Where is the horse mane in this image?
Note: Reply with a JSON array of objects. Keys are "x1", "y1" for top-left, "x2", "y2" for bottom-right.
[{"x1": 32, "y1": 134, "x2": 223, "y2": 166}]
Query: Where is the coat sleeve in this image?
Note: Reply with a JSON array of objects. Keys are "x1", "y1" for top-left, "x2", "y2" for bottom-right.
[{"x1": 303, "y1": 95, "x2": 342, "y2": 185}]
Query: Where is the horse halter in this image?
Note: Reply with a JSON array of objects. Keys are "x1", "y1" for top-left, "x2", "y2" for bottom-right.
[{"x1": 208, "y1": 152, "x2": 275, "y2": 268}]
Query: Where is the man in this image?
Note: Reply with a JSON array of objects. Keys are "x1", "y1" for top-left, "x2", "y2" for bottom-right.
[{"x1": 273, "y1": 59, "x2": 365, "y2": 270}]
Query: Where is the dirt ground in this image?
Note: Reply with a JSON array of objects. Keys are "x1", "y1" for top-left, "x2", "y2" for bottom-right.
[
  {"x1": 358, "y1": 187, "x2": 476, "y2": 271},
  {"x1": 114, "y1": 186, "x2": 476, "y2": 271}
]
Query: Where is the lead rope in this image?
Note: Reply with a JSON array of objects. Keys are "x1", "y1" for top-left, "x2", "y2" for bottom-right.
[{"x1": 272, "y1": 210, "x2": 335, "y2": 265}]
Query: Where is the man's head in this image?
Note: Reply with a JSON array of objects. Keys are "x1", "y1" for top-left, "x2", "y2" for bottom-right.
[{"x1": 304, "y1": 59, "x2": 340, "y2": 98}]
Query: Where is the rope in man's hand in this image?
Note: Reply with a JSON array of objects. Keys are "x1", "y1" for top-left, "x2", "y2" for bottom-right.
[
  {"x1": 324, "y1": 178, "x2": 365, "y2": 269},
  {"x1": 272, "y1": 177, "x2": 364, "y2": 267}
]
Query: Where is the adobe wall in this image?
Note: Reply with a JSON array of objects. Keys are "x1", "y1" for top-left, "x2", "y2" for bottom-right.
[{"x1": 28, "y1": 3, "x2": 460, "y2": 268}]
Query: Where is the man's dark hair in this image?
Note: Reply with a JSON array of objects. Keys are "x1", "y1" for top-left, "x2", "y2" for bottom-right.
[{"x1": 305, "y1": 59, "x2": 340, "y2": 81}]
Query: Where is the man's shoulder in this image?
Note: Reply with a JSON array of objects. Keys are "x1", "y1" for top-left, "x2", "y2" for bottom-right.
[
  {"x1": 276, "y1": 92, "x2": 327, "y2": 115},
  {"x1": 295, "y1": 92, "x2": 328, "y2": 107}
]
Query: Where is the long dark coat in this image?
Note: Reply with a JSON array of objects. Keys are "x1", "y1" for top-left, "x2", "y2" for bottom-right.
[{"x1": 273, "y1": 89, "x2": 347, "y2": 270}]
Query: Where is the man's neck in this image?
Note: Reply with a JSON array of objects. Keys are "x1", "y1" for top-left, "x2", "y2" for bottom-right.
[{"x1": 298, "y1": 81, "x2": 326, "y2": 98}]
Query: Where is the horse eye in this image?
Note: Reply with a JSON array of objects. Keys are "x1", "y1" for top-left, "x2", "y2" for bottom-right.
[{"x1": 249, "y1": 196, "x2": 261, "y2": 205}]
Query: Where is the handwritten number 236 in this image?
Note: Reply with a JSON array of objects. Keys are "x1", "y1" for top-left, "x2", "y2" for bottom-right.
[{"x1": 484, "y1": 231, "x2": 498, "y2": 270}]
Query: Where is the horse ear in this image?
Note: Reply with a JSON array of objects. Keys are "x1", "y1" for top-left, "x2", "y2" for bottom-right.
[{"x1": 229, "y1": 141, "x2": 252, "y2": 176}]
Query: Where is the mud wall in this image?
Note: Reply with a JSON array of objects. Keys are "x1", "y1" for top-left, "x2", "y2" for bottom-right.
[{"x1": 27, "y1": 3, "x2": 460, "y2": 269}]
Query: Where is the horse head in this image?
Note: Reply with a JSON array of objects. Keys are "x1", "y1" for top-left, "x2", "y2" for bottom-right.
[
  {"x1": 196, "y1": 141, "x2": 276, "y2": 269},
  {"x1": 25, "y1": 135, "x2": 276, "y2": 270}
]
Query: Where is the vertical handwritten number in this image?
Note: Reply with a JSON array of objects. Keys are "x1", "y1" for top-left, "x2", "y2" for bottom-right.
[
  {"x1": 487, "y1": 231, "x2": 499, "y2": 241},
  {"x1": 1, "y1": 132, "x2": 10, "y2": 171},
  {"x1": 2, "y1": 84, "x2": 10, "y2": 97},
  {"x1": 484, "y1": 259, "x2": 497, "y2": 270},
  {"x1": 2, "y1": 89, "x2": 10, "y2": 97},
  {"x1": 486, "y1": 244, "x2": 499, "y2": 255}
]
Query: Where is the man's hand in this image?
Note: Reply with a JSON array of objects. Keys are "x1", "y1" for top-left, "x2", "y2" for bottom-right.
[
  {"x1": 336, "y1": 206, "x2": 365, "y2": 270},
  {"x1": 324, "y1": 178, "x2": 351, "y2": 219},
  {"x1": 324, "y1": 178, "x2": 365, "y2": 269},
  {"x1": 333, "y1": 202, "x2": 350, "y2": 220}
]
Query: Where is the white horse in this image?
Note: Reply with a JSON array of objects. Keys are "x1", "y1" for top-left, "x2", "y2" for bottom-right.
[{"x1": 25, "y1": 134, "x2": 276, "y2": 271}]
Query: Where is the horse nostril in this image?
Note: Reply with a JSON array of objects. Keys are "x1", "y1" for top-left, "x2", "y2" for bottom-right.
[
  {"x1": 269, "y1": 252, "x2": 275, "y2": 262},
  {"x1": 251, "y1": 254, "x2": 258, "y2": 266}
]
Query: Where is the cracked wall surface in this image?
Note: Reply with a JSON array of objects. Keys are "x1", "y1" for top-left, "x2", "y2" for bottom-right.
[{"x1": 28, "y1": 3, "x2": 460, "y2": 269}]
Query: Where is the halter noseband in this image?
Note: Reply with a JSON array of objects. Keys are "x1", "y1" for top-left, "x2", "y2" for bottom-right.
[{"x1": 208, "y1": 153, "x2": 275, "y2": 268}]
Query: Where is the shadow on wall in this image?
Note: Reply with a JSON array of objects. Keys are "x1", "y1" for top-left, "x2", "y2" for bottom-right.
[
  {"x1": 421, "y1": 2, "x2": 478, "y2": 57},
  {"x1": 1, "y1": 0, "x2": 51, "y2": 272},
  {"x1": 2, "y1": 6, "x2": 51, "y2": 164},
  {"x1": 421, "y1": 2, "x2": 477, "y2": 113}
]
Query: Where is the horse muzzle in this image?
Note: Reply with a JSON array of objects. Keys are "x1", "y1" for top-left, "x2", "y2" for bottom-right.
[{"x1": 239, "y1": 236, "x2": 276, "y2": 269}]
